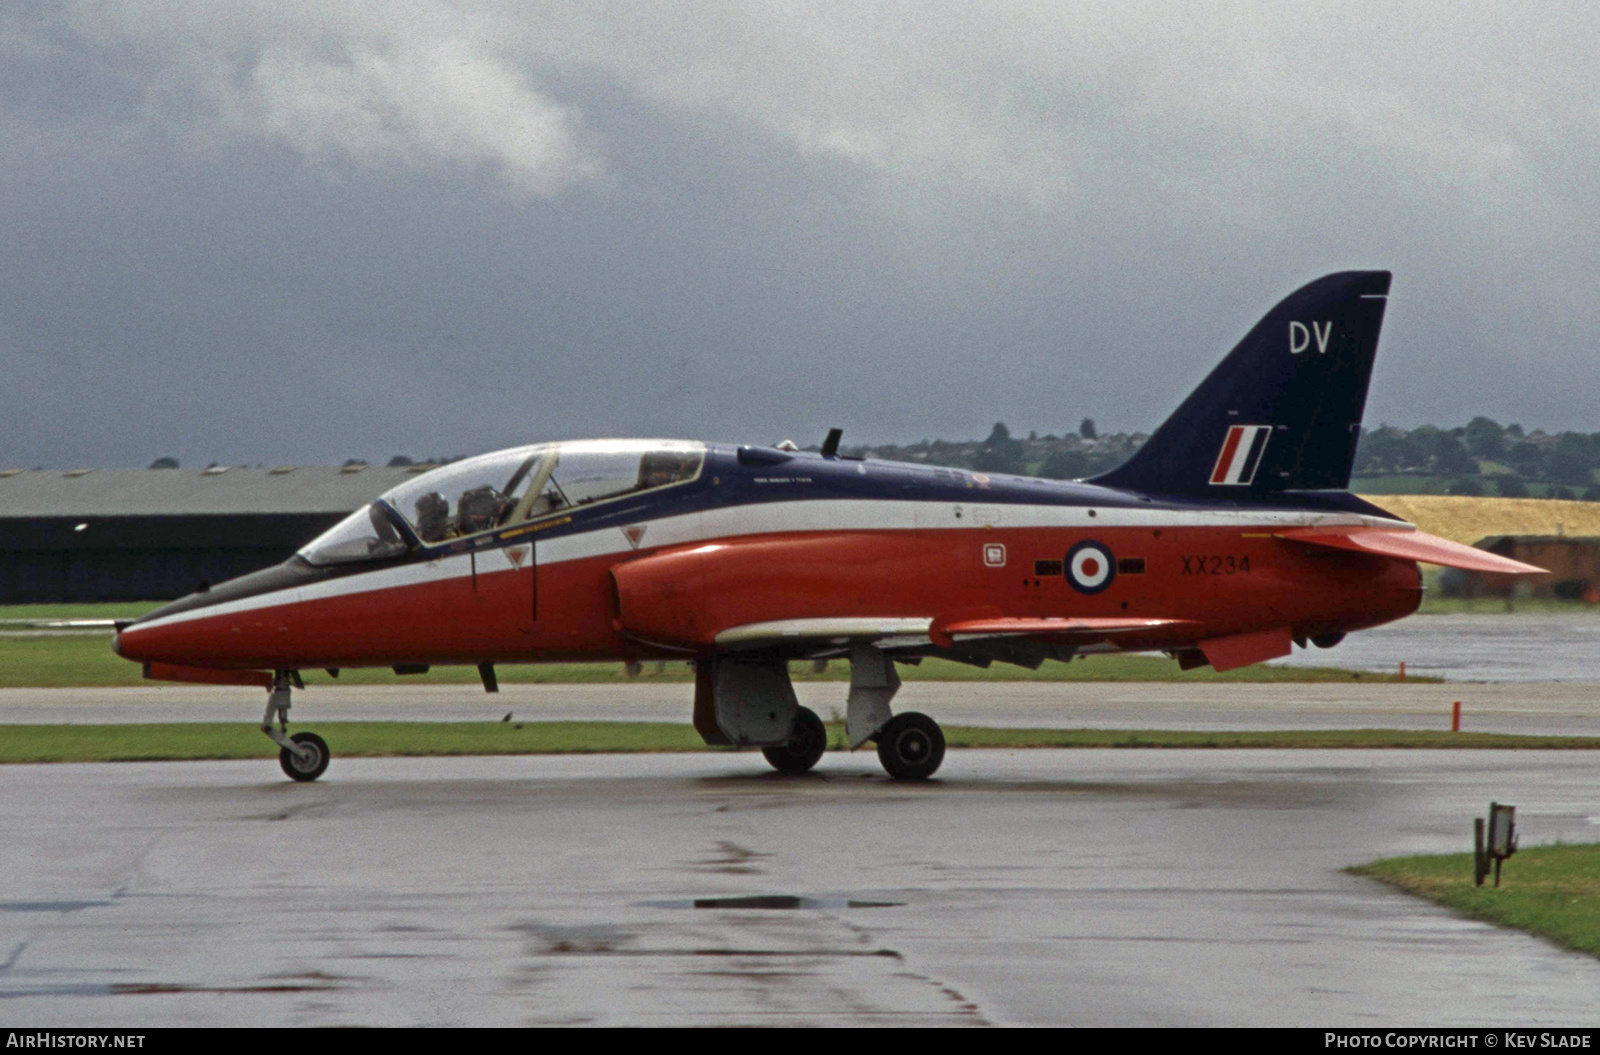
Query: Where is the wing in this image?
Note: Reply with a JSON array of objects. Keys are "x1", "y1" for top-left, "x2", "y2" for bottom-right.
[
  {"x1": 927, "y1": 615, "x2": 1202, "y2": 649},
  {"x1": 713, "y1": 615, "x2": 1201, "y2": 668},
  {"x1": 0, "y1": 618, "x2": 123, "y2": 629},
  {"x1": 1272, "y1": 527, "x2": 1546, "y2": 574}
]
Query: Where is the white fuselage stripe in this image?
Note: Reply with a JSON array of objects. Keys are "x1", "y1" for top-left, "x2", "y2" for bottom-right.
[{"x1": 128, "y1": 498, "x2": 1411, "y2": 632}]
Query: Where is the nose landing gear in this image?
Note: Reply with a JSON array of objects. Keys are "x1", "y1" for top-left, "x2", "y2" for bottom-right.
[
  {"x1": 279, "y1": 731, "x2": 330, "y2": 782},
  {"x1": 262, "y1": 671, "x2": 330, "y2": 782}
]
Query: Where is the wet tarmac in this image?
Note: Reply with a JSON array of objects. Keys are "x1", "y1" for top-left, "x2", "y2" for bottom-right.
[
  {"x1": 3, "y1": 749, "x2": 1600, "y2": 1026},
  {"x1": 6, "y1": 613, "x2": 1600, "y2": 1027},
  {"x1": 1273, "y1": 612, "x2": 1600, "y2": 682}
]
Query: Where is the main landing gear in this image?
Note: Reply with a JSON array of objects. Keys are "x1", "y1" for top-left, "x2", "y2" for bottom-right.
[
  {"x1": 708, "y1": 645, "x2": 945, "y2": 780},
  {"x1": 755, "y1": 704, "x2": 947, "y2": 779},
  {"x1": 873, "y1": 712, "x2": 946, "y2": 780},
  {"x1": 263, "y1": 671, "x2": 330, "y2": 782},
  {"x1": 844, "y1": 644, "x2": 945, "y2": 780},
  {"x1": 761, "y1": 707, "x2": 827, "y2": 773}
]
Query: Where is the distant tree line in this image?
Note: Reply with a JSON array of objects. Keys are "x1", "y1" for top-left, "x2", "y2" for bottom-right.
[
  {"x1": 847, "y1": 417, "x2": 1600, "y2": 500},
  {"x1": 847, "y1": 420, "x2": 1145, "y2": 481},
  {"x1": 144, "y1": 455, "x2": 462, "y2": 470},
  {"x1": 1351, "y1": 417, "x2": 1600, "y2": 499}
]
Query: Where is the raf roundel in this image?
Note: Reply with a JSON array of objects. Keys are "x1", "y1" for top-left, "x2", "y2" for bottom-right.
[{"x1": 1066, "y1": 540, "x2": 1115, "y2": 594}]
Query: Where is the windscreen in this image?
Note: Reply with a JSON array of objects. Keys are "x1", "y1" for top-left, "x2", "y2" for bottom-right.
[
  {"x1": 304, "y1": 441, "x2": 707, "y2": 561},
  {"x1": 299, "y1": 503, "x2": 410, "y2": 566}
]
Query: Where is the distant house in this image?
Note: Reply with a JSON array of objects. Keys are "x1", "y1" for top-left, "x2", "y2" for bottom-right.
[
  {"x1": 0, "y1": 465, "x2": 427, "y2": 603},
  {"x1": 1443, "y1": 535, "x2": 1600, "y2": 601}
]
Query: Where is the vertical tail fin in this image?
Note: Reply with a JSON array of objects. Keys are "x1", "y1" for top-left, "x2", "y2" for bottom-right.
[{"x1": 1092, "y1": 271, "x2": 1391, "y2": 496}]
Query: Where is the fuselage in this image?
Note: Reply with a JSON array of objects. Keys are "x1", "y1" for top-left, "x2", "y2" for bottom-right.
[{"x1": 113, "y1": 440, "x2": 1423, "y2": 673}]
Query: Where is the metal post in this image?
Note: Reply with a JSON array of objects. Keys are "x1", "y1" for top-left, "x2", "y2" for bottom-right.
[{"x1": 1474, "y1": 817, "x2": 1487, "y2": 887}]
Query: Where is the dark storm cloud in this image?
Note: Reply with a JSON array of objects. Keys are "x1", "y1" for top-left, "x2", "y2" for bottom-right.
[{"x1": 2, "y1": 2, "x2": 1597, "y2": 468}]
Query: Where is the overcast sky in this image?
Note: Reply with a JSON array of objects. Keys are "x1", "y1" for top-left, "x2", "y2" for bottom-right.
[{"x1": 2, "y1": 2, "x2": 1597, "y2": 468}]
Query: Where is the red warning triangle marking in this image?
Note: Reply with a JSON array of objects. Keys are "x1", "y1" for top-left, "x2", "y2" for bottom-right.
[{"x1": 623, "y1": 525, "x2": 646, "y2": 549}]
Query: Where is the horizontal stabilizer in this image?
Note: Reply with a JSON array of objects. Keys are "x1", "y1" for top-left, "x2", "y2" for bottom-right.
[
  {"x1": 1274, "y1": 528, "x2": 1546, "y2": 574},
  {"x1": 931, "y1": 616, "x2": 1200, "y2": 648}
]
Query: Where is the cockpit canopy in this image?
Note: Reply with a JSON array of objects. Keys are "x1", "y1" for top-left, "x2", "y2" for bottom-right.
[{"x1": 298, "y1": 440, "x2": 705, "y2": 567}]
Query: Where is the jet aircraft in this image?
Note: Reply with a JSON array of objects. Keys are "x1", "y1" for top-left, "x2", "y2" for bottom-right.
[{"x1": 113, "y1": 271, "x2": 1543, "y2": 781}]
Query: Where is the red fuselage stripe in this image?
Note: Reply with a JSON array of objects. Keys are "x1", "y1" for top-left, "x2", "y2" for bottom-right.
[
  {"x1": 1211, "y1": 427, "x2": 1245, "y2": 484},
  {"x1": 115, "y1": 523, "x2": 1423, "y2": 670}
]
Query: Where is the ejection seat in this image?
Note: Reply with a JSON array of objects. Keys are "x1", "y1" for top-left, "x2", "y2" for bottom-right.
[
  {"x1": 414, "y1": 492, "x2": 450, "y2": 542},
  {"x1": 456, "y1": 485, "x2": 511, "y2": 535}
]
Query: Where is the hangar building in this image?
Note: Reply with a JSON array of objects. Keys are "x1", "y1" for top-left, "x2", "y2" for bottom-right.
[
  {"x1": 0, "y1": 465, "x2": 424, "y2": 603},
  {"x1": 1443, "y1": 534, "x2": 1600, "y2": 602}
]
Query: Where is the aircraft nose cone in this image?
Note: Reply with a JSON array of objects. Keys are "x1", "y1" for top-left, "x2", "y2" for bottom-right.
[
  {"x1": 111, "y1": 611, "x2": 201, "y2": 666},
  {"x1": 109, "y1": 558, "x2": 324, "y2": 670},
  {"x1": 112, "y1": 620, "x2": 158, "y2": 663}
]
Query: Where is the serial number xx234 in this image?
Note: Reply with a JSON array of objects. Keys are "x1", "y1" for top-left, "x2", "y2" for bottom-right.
[{"x1": 1182, "y1": 555, "x2": 1252, "y2": 576}]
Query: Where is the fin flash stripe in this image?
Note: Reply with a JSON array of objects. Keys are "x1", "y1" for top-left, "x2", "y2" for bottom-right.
[{"x1": 1211, "y1": 425, "x2": 1272, "y2": 486}]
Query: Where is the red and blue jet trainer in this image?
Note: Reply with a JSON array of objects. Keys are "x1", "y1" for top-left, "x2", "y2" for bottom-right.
[{"x1": 114, "y1": 271, "x2": 1544, "y2": 781}]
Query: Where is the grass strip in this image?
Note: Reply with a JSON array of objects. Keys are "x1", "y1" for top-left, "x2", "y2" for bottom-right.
[
  {"x1": 0, "y1": 603, "x2": 159, "y2": 620},
  {"x1": 2, "y1": 722, "x2": 1598, "y2": 765},
  {"x1": 0, "y1": 721, "x2": 708, "y2": 763},
  {"x1": 0, "y1": 634, "x2": 1430, "y2": 688},
  {"x1": 1351, "y1": 844, "x2": 1600, "y2": 959}
]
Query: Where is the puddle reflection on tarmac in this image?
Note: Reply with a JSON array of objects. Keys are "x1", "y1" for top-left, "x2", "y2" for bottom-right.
[{"x1": 2, "y1": 749, "x2": 1600, "y2": 1026}]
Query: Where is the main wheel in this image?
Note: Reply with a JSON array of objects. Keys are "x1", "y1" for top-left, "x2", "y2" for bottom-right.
[
  {"x1": 875, "y1": 712, "x2": 944, "y2": 779},
  {"x1": 761, "y1": 707, "x2": 827, "y2": 774},
  {"x1": 279, "y1": 731, "x2": 330, "y2": 782}
]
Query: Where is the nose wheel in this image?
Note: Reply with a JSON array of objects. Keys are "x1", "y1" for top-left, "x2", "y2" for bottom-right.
[
  {"x1": 279, "y1": 731, "x2": 330, "y2": 782},
  {"x1": 263, "y1": 671, "x2": 330, "y2": 782},
  {"x1": 875, "y1": 711, "x2": 945, "y2": 779}
]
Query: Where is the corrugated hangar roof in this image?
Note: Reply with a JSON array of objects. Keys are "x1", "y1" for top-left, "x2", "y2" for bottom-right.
[{"x1": 0, "y1": 466, "x2": 428, "y2": 517}]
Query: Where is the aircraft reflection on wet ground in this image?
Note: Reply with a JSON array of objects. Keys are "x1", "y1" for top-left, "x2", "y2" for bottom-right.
[{"x1": 3, "y1": 747, "x2": 1600, "y2": 1026}]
